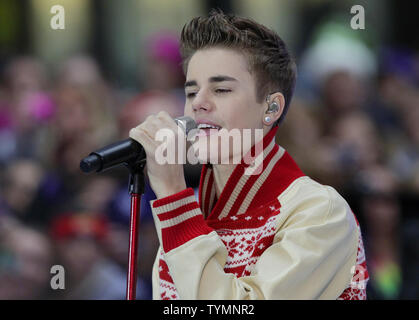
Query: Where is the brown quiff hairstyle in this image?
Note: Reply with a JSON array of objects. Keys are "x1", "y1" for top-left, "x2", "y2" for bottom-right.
[{"x1": 180, "y1": 9, "x2": 297, "y2": 125}]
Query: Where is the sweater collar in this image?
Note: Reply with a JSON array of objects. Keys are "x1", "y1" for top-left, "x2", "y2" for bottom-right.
[{"x1": 199, "y1": 126, "x2": 287, "y2": 220}]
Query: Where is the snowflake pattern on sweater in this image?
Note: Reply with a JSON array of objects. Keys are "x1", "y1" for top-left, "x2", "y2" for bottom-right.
[
  {"x1": 158, "y1": 207, "x2": 281, "y2": 300},
  {"x1": 158, "y1": 208, "x2": 368, "y2": 300}
]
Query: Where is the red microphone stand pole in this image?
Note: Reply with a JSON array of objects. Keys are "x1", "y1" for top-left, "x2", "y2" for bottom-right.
[{"x1": 126, "y1": 161, "x2": 145, "y2": 300}]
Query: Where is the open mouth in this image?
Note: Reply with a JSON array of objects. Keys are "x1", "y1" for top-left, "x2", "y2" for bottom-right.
[
  {"x1": 197, "y1": 123, "x2": 222, "y2": 130},
  {"x1": 196, "y1": 123, "x2": 222, "y2": 136}
]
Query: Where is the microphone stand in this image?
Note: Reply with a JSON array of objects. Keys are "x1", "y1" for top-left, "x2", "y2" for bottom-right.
[
  {"x1": 125, "y1": 158, "x2": 146, "y2": 300},
  {"x1": 80, "y1": 116, "x2": 196, "y2": 300}
]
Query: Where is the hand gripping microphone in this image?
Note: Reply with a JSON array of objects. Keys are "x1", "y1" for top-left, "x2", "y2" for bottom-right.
[{"x1": 80, "y1": 116, "x2": 197, "y2": 173}]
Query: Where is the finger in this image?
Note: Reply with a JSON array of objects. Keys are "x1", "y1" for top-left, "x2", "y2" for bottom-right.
[
  {"x1": 129, "y1": 127, "x2": 157, "y2": 154},
  {"x1": 156, "y1": 111, "x2": 178, "y2": 130},
  {"x1": 143, "y1": 113, "x2": 173, "y2": 133},
  {"x1": 134, "y1": 115, "x2": 162, "y2": 139}
]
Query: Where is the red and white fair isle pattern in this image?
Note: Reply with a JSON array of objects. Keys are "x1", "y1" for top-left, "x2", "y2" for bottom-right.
[
  {"x1": 337, "y1": 222, "x2": 369, "y2": 300},
  {"x1": 158, "y1": 252, "x2": 179, "y2": 300},
  {"x1": 158, "y1": 205, "x2": 281, "y2": 300},
  {"x1": 217, "y1": 214, "x2": 278, "y2": 277},
  {"x1": 158, "y1": 208, "x2": 369, "y2": 300}
]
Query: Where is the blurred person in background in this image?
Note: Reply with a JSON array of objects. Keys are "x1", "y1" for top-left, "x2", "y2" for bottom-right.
[
  {"x1": 121, "y1": 32, "x2": 186, "y2": 138},
  {"x1": 356, "y1": 50, "x2": 419, "y2": 299},
  {"x1": 357, "y1": 165, "x2": 402, "y2": 299},
  {"x1": 373, "y1": 50, "x2": 419, "y2": 299},
  {"x1": 276, "y1": 99, "x2": 325, "y2": 183},
  {"x1": 30, "y1": 56, "x2": 119, "y2": 226},
  {"x1": 56, "y1": 55, "x2": 110, "y2": 94},
  {"x1": 48, "y1": 212, "x2": 148, "y2": 300},
  {"x1": 0, "y1": 158, "x2": 45, "y2": 226},
  {"x1": 0, "y1": 216, "x2": 52, "y2": 299},
  {"x1": 43, "y1": 56, "x2": 118, "y2": 172},
  {"x1": 303, "y1": 70, "x2": 403, "y2": 299},
  {"x1": 366, "y1": 50, "x2": 419, "y2": 189},
  {"x1": 0, "y1": 56, "x2": 55, "y2": 163},
  {"x1": 118, "y1": 90, "x2": 183, "y2": 139},
  {"x1": 142, "y1": 32, "x2": 186, "y2": 101},
  {"x1": 283, "y1": 70, "x2": 380, "y2": 190},
  {"x1": 53, "y1": 55, "x2": 118, "y2": 140},
  {"x1": 321, "y1": 70, "x2": 367, "y2": 126},
  {"x1": 329, "y1": 112, "x2": 383, "y2": 187},
  {"x1": 75, "y1": 175, "x2": 119, "y2": 214},
  {"x1": 388, "y1": 86, "x2": 419, "y2": 192}
]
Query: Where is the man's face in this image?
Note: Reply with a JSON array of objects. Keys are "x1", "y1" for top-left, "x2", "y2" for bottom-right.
[{"x1": 184, "y1": 47, "x2": 267, "y2": 163}]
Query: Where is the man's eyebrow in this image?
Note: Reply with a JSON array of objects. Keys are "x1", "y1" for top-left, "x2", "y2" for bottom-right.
[
  {"x1": 184, "y1": 75, "x2": 238, "y2": 88},
  {"x1": 209, "y1": 75, "x2": 238, "y2": 83},
  {"x1": 184, "y1": 80, "x2": 197, "y2": 88}
]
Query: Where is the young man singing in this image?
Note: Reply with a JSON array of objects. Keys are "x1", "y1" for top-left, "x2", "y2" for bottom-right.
[{"x1": 129, "y1": 10, "x2": 368, "y2": 300}]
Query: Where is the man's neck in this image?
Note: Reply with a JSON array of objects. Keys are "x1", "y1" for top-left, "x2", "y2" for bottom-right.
[
  {"x1": 212, "y1": 163, "x2": 235, "y2": 198},
  {"x1": 210, "y1": 126, "x2": 275, "y2": 198}
]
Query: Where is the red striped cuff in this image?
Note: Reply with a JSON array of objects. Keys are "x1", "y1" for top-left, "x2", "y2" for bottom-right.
[{"x1": 151, "y1": 188, "x2": 214, "y2": 253}]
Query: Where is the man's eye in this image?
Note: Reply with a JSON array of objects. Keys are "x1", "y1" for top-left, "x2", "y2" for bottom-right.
[
  {"x1": 186, "y1": 92, "x2": 196, "y2": 98},
  {"x1": 215, "y1": 89, "x2": 231, "y2": 94}
]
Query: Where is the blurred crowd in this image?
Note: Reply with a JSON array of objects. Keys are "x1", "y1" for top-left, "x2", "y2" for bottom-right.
[{"x1": 0, "y1": 30, "x2": 418, "y2": 299}]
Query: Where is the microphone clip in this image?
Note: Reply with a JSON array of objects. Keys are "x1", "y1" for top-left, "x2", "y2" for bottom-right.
[{"x1": 125, "y1": 158, "x2": 146, "y2": 195}]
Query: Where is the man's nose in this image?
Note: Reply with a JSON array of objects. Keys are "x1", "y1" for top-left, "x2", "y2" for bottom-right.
[{"x1": 192, "y1": 91, "x2": 213, "y2": 112}]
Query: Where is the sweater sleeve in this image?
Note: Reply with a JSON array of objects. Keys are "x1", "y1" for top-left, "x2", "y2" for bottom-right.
[{"x1": 150, "y1": 184, "x2": 359, "y2": 299}]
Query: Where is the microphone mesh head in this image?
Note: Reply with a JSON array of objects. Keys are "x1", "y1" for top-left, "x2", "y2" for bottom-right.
[{"x1": 175, "y1": 116, "x2": 197, "y2": 134}]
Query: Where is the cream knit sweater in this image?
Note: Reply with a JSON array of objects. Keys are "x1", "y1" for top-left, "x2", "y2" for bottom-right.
[{"x1": 150, "y1": 127, "x2": 369, "y2": 299}]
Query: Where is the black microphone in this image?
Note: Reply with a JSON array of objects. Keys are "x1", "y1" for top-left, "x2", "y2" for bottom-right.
[{"x1": 80, "y1": 116, "x2": 197, "y2": 173}]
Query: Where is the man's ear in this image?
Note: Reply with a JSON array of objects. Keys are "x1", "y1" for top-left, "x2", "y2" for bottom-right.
[{"x1": 263, "y1": 92, "x2": 285, "y2": 126}]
